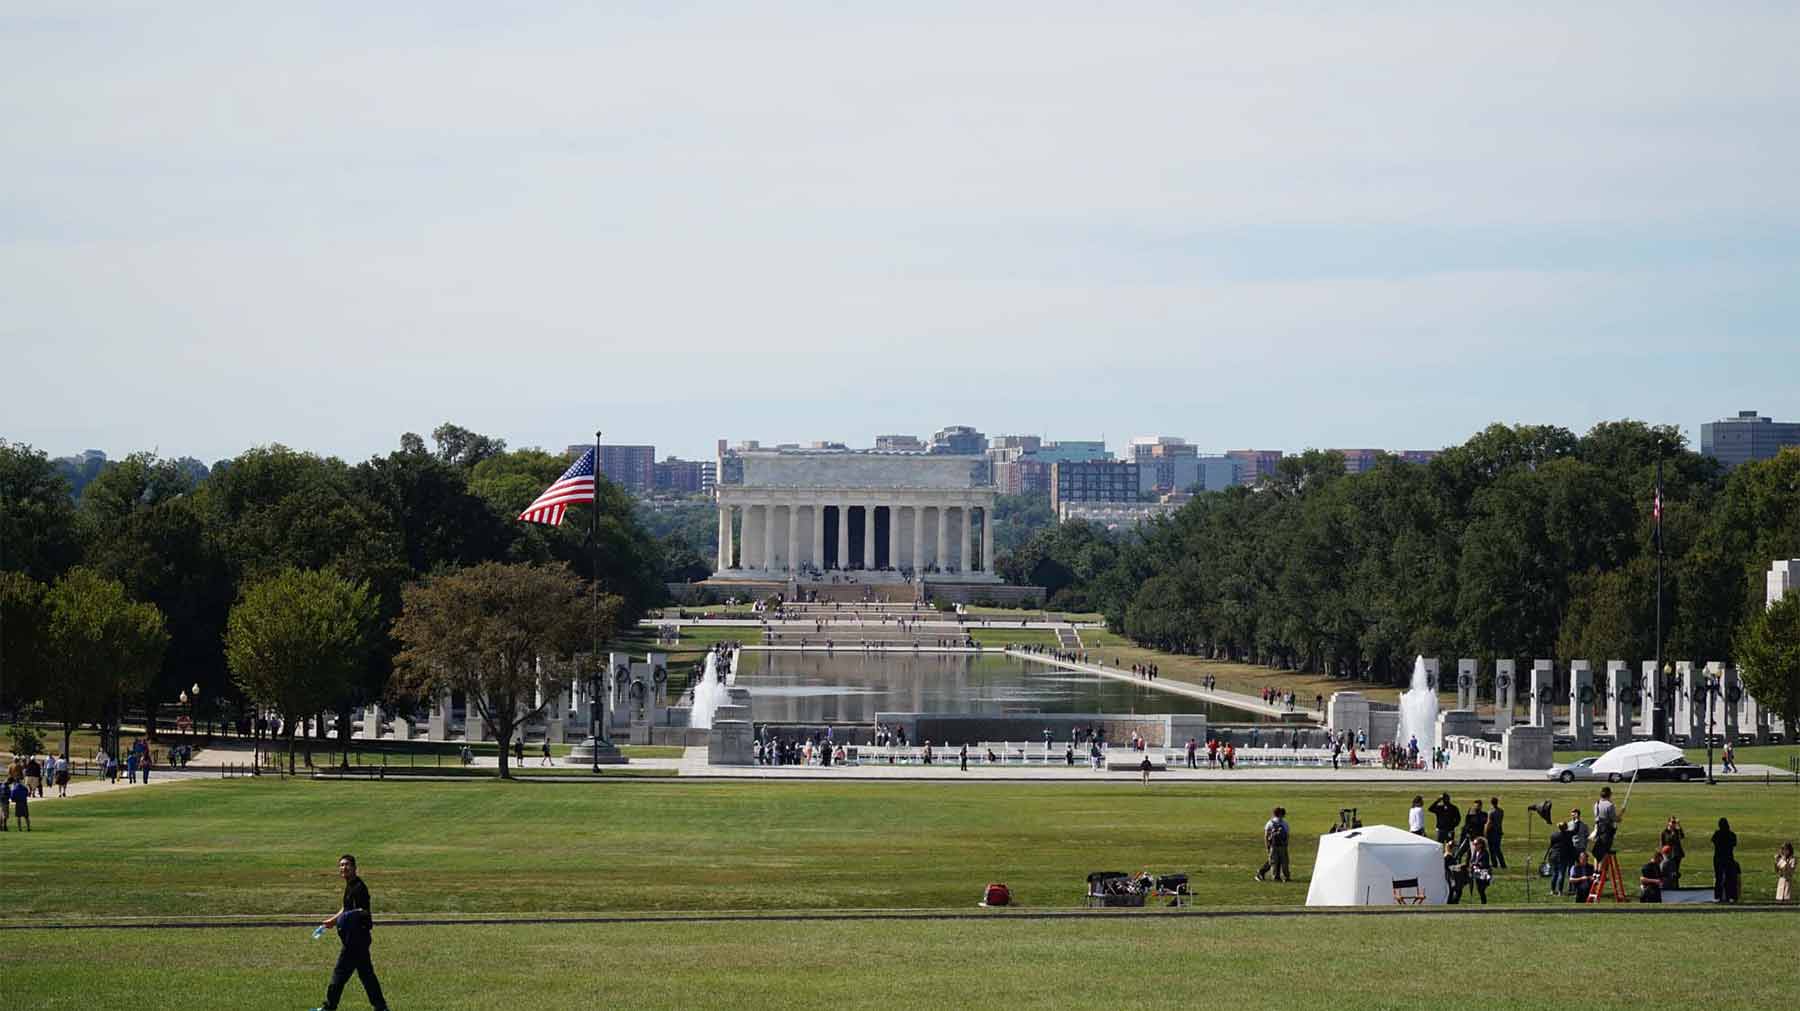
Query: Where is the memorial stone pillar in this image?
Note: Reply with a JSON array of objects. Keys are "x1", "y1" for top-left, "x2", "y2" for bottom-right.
[
  {"x1": 1529, "y1": 660, "x2": 1554, "y2": 727},
  {"x1": 1676, "y1": 661, "x2": 1698, "y2": 742},
  {"x1": 427, "y1": 691, "x2": 449, "y2": 741},
  {"x1": 1455, "y1": 659, "x2": 1477, "y2": 711},
  {"x1": 1494, "y1": 659, "x2": 1515, "y2": 732},
  {"x1": 1605, "y1": 661, "x2": 1631, "y2": 740},
  {"x1": 1719, "y1": 663, "x2": 1741, "y2": 742},
  {"x1": 1639, "y1": 661, "x2": 1659, "y2": 738},
  {"x1": 811, "y1": 504, "x2": 824, "y2": 572},
  {"x1": 1568, "y1": 661, "x2": 1593, "y2": 747}
]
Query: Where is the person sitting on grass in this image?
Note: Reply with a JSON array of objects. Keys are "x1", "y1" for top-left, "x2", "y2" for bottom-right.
[
  {"x1": 1568, "y1": 850, "x2": 1596, "y2": 901},
  {"x1": 1639, "y1": 849, "x2": 1665, "y2": 903}
]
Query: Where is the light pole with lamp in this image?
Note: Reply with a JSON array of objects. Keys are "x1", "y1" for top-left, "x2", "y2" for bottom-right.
[{"x1": 1703, "y1": 672, "x2": 1718, "y2": 786}]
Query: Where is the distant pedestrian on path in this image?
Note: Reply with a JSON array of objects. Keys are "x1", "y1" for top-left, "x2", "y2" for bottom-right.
[
  {"x1": 1140, "y1": 754, "x2": 1153, "y2": 784},
  {"x1": 314, "y1": 854, "x2": 388, "y2": 1011},
  {"x1": 540, "y1": 740, "x2": 554, "y2": 767},
  {"x1": 959, "y1": 743, "x2": 968, "y2": 772}
]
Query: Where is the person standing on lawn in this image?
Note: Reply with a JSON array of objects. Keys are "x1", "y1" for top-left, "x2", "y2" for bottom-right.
[
  {"x1": 1485, "y1": 797, "x2": 1506, "y2": 869},
  {"x1": 313, "y1": 854, "x2": 389, "y2": 1011},
  {"x1": 1255, "y1": 807, "x2": 1290, "y2": 882}
]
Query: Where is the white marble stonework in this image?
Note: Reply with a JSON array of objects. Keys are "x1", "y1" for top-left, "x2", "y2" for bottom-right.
[{"x1": 713, "y1": 450, "x2": 998, "y2": 581}]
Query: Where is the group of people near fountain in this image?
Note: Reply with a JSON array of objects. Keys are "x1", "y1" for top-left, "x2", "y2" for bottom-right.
[{"x1": 753, "y1": 730, "x2": 848, "y2": 767}]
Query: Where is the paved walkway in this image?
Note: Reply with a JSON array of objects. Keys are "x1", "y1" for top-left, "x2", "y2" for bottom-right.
[{"x1": 1005, "y1": 649, "x2": 1323, "y2": 721}]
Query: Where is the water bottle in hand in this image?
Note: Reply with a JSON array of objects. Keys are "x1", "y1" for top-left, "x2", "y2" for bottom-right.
[{"x1": 312, "y1": 925, "x2": 327, "y2": 940}]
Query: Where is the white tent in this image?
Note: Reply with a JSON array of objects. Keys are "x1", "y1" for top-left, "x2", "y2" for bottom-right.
[
  {"x1": 1304, "y1": 825, "x2": 1449, "y2": 907},
  {"x1": 1590, "y1": 740, "x2": 1683, "y2": 776}
]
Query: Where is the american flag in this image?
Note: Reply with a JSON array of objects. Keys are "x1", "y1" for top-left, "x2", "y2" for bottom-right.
[
  {"x1": 1653, "y1": 486, "x2": 1662, "y2": 523},
  {"x1": 518, "y1": 447, "x2": 596, "y2": 526}
]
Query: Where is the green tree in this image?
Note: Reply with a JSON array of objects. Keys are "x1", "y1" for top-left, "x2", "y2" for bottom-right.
[
  {"x1": 224, "y1": 568, "x2": 379, "y2": 773},
  {"x1": 1733, "y1": 592, "x2": 1800, "y2": 737},
  {"x1": 1, "y1": 440, "x2": 82, "y2": 580},
  {"x1": 39, "y1": 568, "x2": 169, "y2": 759},
  {"x1": 390, "y1": 562, "x2": 609, "y2": 779},
  {"x1": 0, "y1": 571, "x2": 51, "y2": 716},
  {"x1": 79, "y1": 455, "x2": 235, "y2": 733}
]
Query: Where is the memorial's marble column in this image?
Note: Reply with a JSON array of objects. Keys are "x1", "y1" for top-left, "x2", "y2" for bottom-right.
[
  {"x1": 888, "y1": 504, "x2": 901, "y2": 572},
  {"x1": 981, "y1": 506, "x2": 993, "y2": 572},
  {"x1": 863, "y1": 504, "x2": 877, "y2": 569},
  {"x1": 787, "y1": 504, "x2": 800, "y2": 573},
  {"x1": 913, "y1": 506, "x2": 925, "y2": 574},
  {"x1": 717, "y1": 504, "x2": 731, "y2": 570},
  {"x1": 742, "y1": 504, "x2": 762, "y2": 569},
  {"x1": 836, "y1": 503, "x2": 849, "y2": 570},
  {"x1": 811, "y1": 504, "x2": 824, "y2": 572},
  {"x1": 960, "y1": 505, "x2": 972, "y2": 574},
  {"x1": 943, "y1": 503, "x2": 957, "y2": 568},
  {"x1": 762, "y1": 503, "x2": 776, "y2": 573}
]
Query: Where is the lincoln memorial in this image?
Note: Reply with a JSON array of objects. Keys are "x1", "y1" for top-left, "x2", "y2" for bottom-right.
[{"x1": 712, "y1": 447, "x2": 998, "y2": 582}]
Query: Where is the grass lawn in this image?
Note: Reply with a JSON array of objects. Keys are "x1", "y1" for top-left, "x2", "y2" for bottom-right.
[
  {"x1": 969, "y1": 628, "x2": 1063, "y2": 648},
  {"x1": 6, "y1": 913, "x2": 1796, "y2": 1010},
  {"x1": 9, "y1": 779, "x2": 1796, "y2": 919},
  {"x1": 1079, "y1": 630, "x2": 1349, "y2": 702}
]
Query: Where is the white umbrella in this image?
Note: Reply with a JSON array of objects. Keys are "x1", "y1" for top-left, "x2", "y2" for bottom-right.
[{"x1": 1590, "y1": 739, "x2": 1682, "y2": 776}]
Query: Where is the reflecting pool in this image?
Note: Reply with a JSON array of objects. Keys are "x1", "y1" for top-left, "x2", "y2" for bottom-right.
[{"x1": 733, "y1": 650, "x2": 1272, "y2": 724}]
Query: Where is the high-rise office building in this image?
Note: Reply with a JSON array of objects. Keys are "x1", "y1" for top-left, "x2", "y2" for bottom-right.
[
  {"x1": 1050, "y1": 460, "x2": 1148, "y2": 512},
  {"x1": 1701, "y1": 410, "x2": 1800, "y2": 469},
  {"x1": 929, "y1": 425, "x2": 988, "y2": 455},
  {"x1": 1225, "y1": 449, "x2": 1284, "y2": 487}
]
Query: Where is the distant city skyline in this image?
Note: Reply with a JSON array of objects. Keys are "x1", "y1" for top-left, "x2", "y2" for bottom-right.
[
  {"x1": 29, "y1": 405, "x2": 1794, "y2": 473},
  {"x1": 5, "y1": 5, "x2": 1796, "y2": 468}
]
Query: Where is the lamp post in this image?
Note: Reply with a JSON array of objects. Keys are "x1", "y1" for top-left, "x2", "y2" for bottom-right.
[
  {"x1": 1704, "y1": 674, "x2": 1718, "y2": 786},
  {"x1": 589, "y1": 663, "x2": 603, "y2": 776}
]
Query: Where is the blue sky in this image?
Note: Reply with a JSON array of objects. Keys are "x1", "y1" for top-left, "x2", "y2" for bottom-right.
[{"x1": 3, "y1": 2, "x2": 1796, "y2": 463}]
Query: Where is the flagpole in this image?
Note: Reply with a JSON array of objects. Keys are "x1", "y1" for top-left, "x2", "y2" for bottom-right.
[
  {"x1": 592, "y1": 429, "x2": 605, "y2": 773},
  {"x1": 1654, "y1": 448, "x2": 1664, "y2": 739}
]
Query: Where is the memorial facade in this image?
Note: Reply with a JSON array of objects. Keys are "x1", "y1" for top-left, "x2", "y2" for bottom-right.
[{"x1": 713, "y1": 448, "x2": 998, "y2": 581}]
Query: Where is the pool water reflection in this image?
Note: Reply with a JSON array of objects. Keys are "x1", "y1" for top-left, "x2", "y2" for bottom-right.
[{"x1": 734, "y1": 650, "x2": 1271, "y2": 724}]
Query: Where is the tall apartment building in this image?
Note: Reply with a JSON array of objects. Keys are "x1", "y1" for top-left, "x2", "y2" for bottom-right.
[
  {"x1": 1225, "y1": 449, "x2": 1283, "y2": 487},
  {"x1": 653, "y1": 457, "x2": 716, "y2": 494},
  {"x1": 595, "y1": 444, "x2": 656, "y2": 492},
  {"x1": 992, "y1": 439, "x2": 1112, "y2": 495},
  {"x1": 1701, "y1": 410, "x2": 1800, "y2": 469},
  {"x1": 1050, "y1": 460, "x2": 1148, "y2": 512}
]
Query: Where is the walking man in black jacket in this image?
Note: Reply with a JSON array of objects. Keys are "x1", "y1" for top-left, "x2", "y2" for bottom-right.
[{"x1": 313, "y1": 854, "x2": 389, "y2": 1011}]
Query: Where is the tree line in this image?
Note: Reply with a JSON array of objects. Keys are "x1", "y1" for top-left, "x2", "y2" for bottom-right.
[
  {"x1": 2, "y1": 424, "x2": 667, "y2": 775},
  {"x1": 998, "y1": 421, "x2": 1800, "y2": 729}
]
